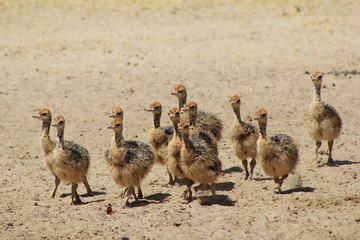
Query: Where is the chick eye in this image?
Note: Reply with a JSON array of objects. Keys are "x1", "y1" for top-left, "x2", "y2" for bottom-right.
[
  {"x1": 41, "y1": 113, "x2": 47, "y2": 116},
  {"x1": 115, "y1": 124, "x2": 120, "y2": 127},
  {"x1": 175, "y1": 112, "x2": 180, "y2": 116},
  {"x1": 154, "y1": 106, "x2": 160, "y2": 110},
  {"x1": 261, "y1": 114, "x2": 266, "y2": 117},
  {"x1": 178, "y1": 90, "x2": 184, "y2": 93},
  {"x1": 58, "y1": 121, "x2": 64, "y2": 124},
  {"x1": 236, "y1": 99, "x2": 240, "y2": 103}
]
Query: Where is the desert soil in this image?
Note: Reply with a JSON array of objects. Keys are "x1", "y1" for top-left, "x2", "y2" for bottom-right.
[{"x1": 1, "y1": 0, "x2": 360, "y2": 239}]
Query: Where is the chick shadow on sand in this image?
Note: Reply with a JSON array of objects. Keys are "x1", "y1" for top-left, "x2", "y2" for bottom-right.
[
  {"x1": 216, "y1": 181, "x2": 235, "y2": 191},
  {"x1": 326, "y1": 159, "x2": 360, "y2": 167},
  {"x1": 190, "y1": 182, "x2": 235, "y2": 192},
  {"x1": 252, "y1": 177, "x2": 273, "y2": 182},
  {"x1": 126, "y1": 193, "x2": 171, "y2": 208},
  {"x1": 222, "y1": 166, "x2": 242, "y2": 174},
  {"x1": 60, "y1": 191, "x2": 107, "y2": 205},
  {"x1": 279, "y1": 186, "x2": 315, "y2": 195},
  {"x1": 197, "y1": 194, "x2": 236, "y2": 207},
  {"x1": 60, "y1": 191, "x2": 107, "y2": 198}
]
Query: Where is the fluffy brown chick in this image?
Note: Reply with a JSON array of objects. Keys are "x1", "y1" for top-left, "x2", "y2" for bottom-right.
[
  {"x1": 105, "y1": 118, "x2": 155, "y2": 207},
  {"x1": 254, "y1": 109, "x2": 299, "y2": 193},
  {"x1": 50, "y1": 115, "x2": 92, "y2": 204},
  {"x1": 229, "y1": 95, "x2": 259, "y2": 180},
  {"x1": 146, "y1": 101, "x2": 175, "y2": 184},
  {"x1": 183, "y1": 101, "x2": 219, "y2": 155},
  {"x1": 178, "y1": 121, "x2": 222, "y2": 201},
  {"x1": 305, "y1": 71, "x2": 342, "y2": 164}
]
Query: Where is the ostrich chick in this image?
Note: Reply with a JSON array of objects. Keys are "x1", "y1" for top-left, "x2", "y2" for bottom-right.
[
  {"x1": 33, "y1": 109, "x2": 92, "y2": 198},
  {"x1": 109, "y1": 106, "x2": 144, "y2": 197},
  {"x1": 146, "y1": 101, "x2": 175, "y2": 185},
  {"x1": 167, "y1": 107, "x2": 186, "y2": 179},
  {"x1": 305, "y1": 71, "x2": 342, "y2": 164},
  {"x1": 229, "y1": 95, "x2": 259, "y2": 180},
  {"x1": 183, "y1": 101, "x2": 218, "y2": 155},
  {"x1": 51, "y1": 115, "x2": 92, "y2": 204},
  {"x1": 105, "y1": 118, "x2": 155, "y2": 207},
  {"x1": 171, "y1": 85, "x2": 223, "y2": 141},
  {"x1": 167, "y1": 107, "x2": 194, "y2": 198},
  {"x1": 178, "y1": 121, "x2": 222, "y2": 201},
  {"x1": 254, "y1": 109, "x2": 299, "y2": 193},
  {"x1": 32, "y1": 108, "x2": 57, "y2": 197}
]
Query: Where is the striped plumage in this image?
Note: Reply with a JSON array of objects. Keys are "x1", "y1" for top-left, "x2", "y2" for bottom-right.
[
  {"x1": 105, "y1": 117, "x2": 154, "y2": 207},
  {"x1": 195, "y1": 110, "x2": 223, "y2": 142},
  {"x1": 183, "y1": 101, "x2": 218, "y2": 155},
  {"x1": 254, "y1": 109, "x2": 299, "y2": 193},
  {"x1": 229, "y1": 95, "x2": 259, "y2": 180},
  {"x1": 305, "y1": 71, "x2": 342, "y2": 164}
]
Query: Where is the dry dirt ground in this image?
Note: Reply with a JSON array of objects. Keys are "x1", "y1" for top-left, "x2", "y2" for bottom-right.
[{"x1": 1, "y1": 0, "x2": 360, "y2": 239}]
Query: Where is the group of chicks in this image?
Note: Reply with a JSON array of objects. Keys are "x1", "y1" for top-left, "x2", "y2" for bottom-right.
[{"x1": 32, "y1": 71, "x2": 342, "y2": 207}]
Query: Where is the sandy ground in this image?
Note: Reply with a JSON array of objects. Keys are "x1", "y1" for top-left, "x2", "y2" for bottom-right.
[{"x1": 1, "y1": 0, "x2": 360, "y2": 239}]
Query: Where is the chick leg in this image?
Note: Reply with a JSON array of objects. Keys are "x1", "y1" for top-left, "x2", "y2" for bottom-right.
[
  {"x1": 124, "y1": 187, "x2": 137, "y2": 208},
  {"x1": 120, "y1": 188, "x2": 128, "y2": 198},
  {"x1": 137, "y1": 186, "x2": 143, "y2": 199},
  {"x1": 275, "y1": 174, "x2": 288, "y2": 193},
  {"x1": 184, "y1": 178, "x2": 193, "y2": 202},
  {"x1": 327, "y1": 140, "x2": 334, "y2": 164},
  {"x1": 209, "y1": 183, "x2": 216, "y2": 196},
  {"x1": 274, "y1": 177, "x2": 280, "y2": 193},
  {"x1": 242, "y1": 159, "x2": 249, "y2": 180},
  {"x1": 50, "y1": 175, "x2": 60, "y2": 198},
  {"x1": 181, "y1": 178, "x2": 193, "y2": 198},
  {"x1": 167, "y1": 167, "x2": 175, "y2": 185},
  {"x1": 71, "y1": 183, "x2": 81, "y2": 205},
  {"x1": 82, "y1": 176, "x2": 93, "y2": 196},
  {"x1": 249, "y1": 158, "x2": 256, "y2": 180},
  {"x1": 315, "y1": 141, "x2": 322, "y2": 159}
]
